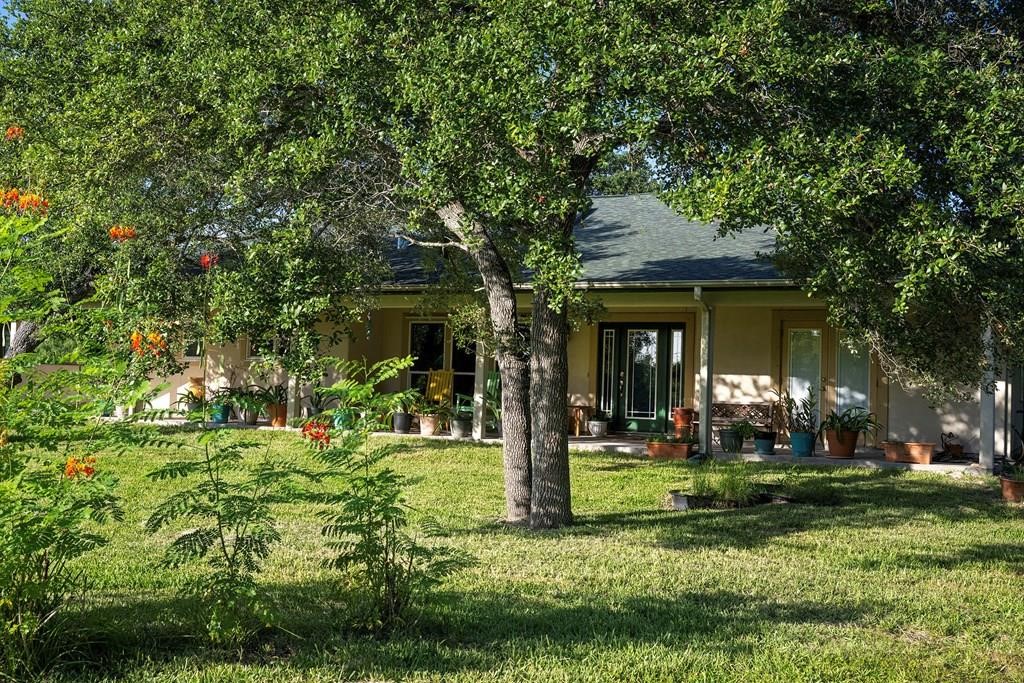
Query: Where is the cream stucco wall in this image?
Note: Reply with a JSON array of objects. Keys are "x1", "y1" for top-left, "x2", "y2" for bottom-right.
[{"x1": 711, "y1": 307, "x2": 775, "y2": 403}]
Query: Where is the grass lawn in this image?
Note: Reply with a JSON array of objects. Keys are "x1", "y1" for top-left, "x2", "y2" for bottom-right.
[{"x1": 50, "y1": 430, "x2": 1024, "y2": 682}]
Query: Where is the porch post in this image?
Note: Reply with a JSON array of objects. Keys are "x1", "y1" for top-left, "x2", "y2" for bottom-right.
[
  {"x1": 695, "y1": 287, "x2": 715, "y2": 457},
  {"x1": 980, "y1": 325, "x2": 996, "y2": 473},
  {"x1": 286, "y1": 373, "x2": 301, "y2": 422},
  {"x1": 472, "y1": 343, "x2": 487, "y2": 440}
]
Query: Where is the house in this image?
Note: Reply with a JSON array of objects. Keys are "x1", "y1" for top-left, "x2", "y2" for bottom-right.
[{"x1": 145, "y1": 194, "x2": 1020, "y2": 470}]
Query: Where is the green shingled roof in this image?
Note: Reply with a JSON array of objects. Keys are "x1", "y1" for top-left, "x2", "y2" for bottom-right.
[
  {"x1": 388, "y1": 194, "x2": 783, "y2": 287},
  {"x1": 576, "y1": 194, "x2": 782, "y2": 285}
]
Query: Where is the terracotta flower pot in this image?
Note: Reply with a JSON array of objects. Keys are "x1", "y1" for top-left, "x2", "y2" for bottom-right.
[
  {"x1": 883, "y1": 441, "x2": 934, "y2": 464},
  {"x1": 825, "y1": 429, "x2": 858, "y2": 458},
  {"x1": 418, "y1": 414, "x2": 440, "y2": 436},
  {"x1": 672, "y1": 407, "x2": 695, "y2": 438},
  {"x1": 1001, "y1": 476, "x2": 1024, "y2": 503},
  {"x1": 646, "y1": 442, "x2": 696, "y2": 460},
  {"x1": 267, "y1": 403, "x2": 288, "y2": 428}
]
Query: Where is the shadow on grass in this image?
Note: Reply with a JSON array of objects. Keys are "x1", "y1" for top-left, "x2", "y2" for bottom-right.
[{"x1": 64, "y1": 579, "x2": 882, "y2": 681}]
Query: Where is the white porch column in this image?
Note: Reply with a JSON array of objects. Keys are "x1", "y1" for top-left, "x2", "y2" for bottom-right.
[
  {"x1": 695, "y1": 287, "x2": 715, "y2": 456},
  {"x1": 472, "y1": 343, "x2": 487, "y2": 440},
  {"x1": 286, "y1": 373, "x2": 301, "y2": 422},
  {"x1": 980, "y1": 325, "x2": 996, "y2": 473}
]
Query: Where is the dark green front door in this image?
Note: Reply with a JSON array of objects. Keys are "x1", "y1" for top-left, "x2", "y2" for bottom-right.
[{"x1": 597, "y1": 323, "x2": 686, "y2": 433}]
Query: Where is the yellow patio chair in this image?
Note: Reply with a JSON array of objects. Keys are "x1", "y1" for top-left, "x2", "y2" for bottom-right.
[{"x1": 424, "y1": 369, "x2": 454, "y2": 407}]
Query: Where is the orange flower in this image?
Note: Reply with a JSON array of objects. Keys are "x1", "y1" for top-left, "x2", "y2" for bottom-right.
[
  {"x1": 199, "y1": 252, "x2": 219, "y2": 270},
  {"x1": 130, "y1": 330, "x2": 144, "y2": 355},
  {"x1": 109, "y1": 225, "x2": 137, "y2": 242},
  {"x1": 1, "y1": 188, "x2": 48, "y2": 216},
  {"x1": 64, "y1": 455, "x2": 97, "y2": 480},
  {"x1": 301, "y1": 421, "x2": 331, "y2": 449},
  {"x1": 4, "y1": 125, "x2": 24, "y2": 142},
  {"x1": 146, "y1": 331, "x2": 167, "y2": 356}
]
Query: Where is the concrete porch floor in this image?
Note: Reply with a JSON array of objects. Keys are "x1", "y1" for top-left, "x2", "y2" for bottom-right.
[{"x1": 565, "y1": 434, "x2": 984, "y2": 476}]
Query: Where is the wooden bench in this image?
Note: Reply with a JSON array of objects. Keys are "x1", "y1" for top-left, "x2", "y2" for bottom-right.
[{"x1": 694, "y1": 402, "x2": 776, "y2": 441}]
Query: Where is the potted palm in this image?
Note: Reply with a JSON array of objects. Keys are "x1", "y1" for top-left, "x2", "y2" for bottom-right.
[
  {"x1": 587, "y1": 410, "x2": 609, "y2": 438},
  {"x1": 450, "y1": 407, "x2": 473, "y2": 439},
  {"x1": 263, "y1": 384, "x2": 289, "y2": 427},
  {"x1": 303, "y1": 378, "x2": 337, "y2": 417},
  {"x1": 781, "y1": 390, "x2": 818, "y2": 457},
  {"x1": 485, "y1": 382, "x2": 502, "y2": 437},
  {"x1": 822, "y1": 407, "x2": 880, "y2": 459},
  {"x1": 647, "y1": 429, "x2": 699, "y2": 460},
  {"x1": 390, "y1": 390, "x2": 419, "y2": 434}
]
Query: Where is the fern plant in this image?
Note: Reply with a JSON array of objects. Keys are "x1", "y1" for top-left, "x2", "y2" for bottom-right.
[
  {"x1": 307, "y1": 357, "x2": 470, "y2": 631},
  {"x1": 141, "y1": 427, "x2": 318, "y2": 645}
]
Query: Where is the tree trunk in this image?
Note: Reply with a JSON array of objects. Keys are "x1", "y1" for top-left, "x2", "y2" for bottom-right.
[
  {"x1": 3, "y1": 321, "x2": 40, "y2": 358},
  {"x1": 436, "y1": 202, "x2": 531, "y2": 523},
  {"x1": 528, "y1": 288, "x2": 572, "y2": 529}
]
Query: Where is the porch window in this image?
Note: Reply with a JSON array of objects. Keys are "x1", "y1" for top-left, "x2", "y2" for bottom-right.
[
  {"x1": 451, "y1": 340, "x2": 476, "y2": 400},
  {"x1": 625, "y1": 329, "x2": 658, "y2": 420},
  {"x1": 409, "y1": 322, "x2": 446, "y2": 392},
  {"x1": 669, "y1": 328, "x2": 684, "y2": 411},
  {"x1": 837, "y1": 342, "x2": 870, "y2": 413},
  {"x1": 183, "y1": 340, "x2": 203, "y2": 359},
  {"x1": 599, "y1": 328, "x2": 615, "y2": 416}
]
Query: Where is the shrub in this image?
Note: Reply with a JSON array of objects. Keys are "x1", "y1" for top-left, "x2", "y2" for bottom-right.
[
  {"x1": 0, "y1": 361, "x2": 122, "y2": 677},
  {"x1": 141, "y1": 427, "x2": 317, "y2": 645},
  {"x1": 311, "y1": 357, "x2": 470, "y2": 631}
]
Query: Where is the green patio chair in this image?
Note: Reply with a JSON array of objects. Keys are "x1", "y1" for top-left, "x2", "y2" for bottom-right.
[{"x1": 455, "y1": 371, "x2": 501, "y2": 419}]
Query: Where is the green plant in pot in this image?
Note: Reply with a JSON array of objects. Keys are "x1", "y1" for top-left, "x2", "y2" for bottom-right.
[
  {"x1": 1001, "y1": 431, "x2": 1024, "y2": 502},
  {"x1": 821, "y1": 406, "x2": 880, "y2": 459},
  {"x1": 176, "y1": 387, "x2": 205, "y2": 416},
  {"x1": 646, "y1": 429, "x2": 699, "y2": 460},
  {"x1": 230, "y1": 386, "x2": 269, "y2": 426},
  {"x1": 303, "y1": 377, "x2": 337, "y2": 417},
  {"x1": 413, "y1": 398, "x2": 450, "y2": 436},
  {"x1": 450, "y1": 406, "x2": 473, "y2": 439},
  {"x1": 719, "y1": 419, "x2": 755, "y2": 454},
  {"x1": 261, "y1": 384, "x2": 289, "y2": 427},
  {"x1": 389, "y1": 389, "x2": 420, "y2": 434},
  {"x1": 780, "y1": 390, "x2": 818, "y2": 457},
  {"x1": 208, "y1": 387, "x2": 233, "y2": 424},
  {"x1": 484, "y1": 383, "x2": 502, "y2": 437}
]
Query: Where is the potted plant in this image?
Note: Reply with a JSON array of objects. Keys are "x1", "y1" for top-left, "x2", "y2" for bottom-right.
[
  {"x1": 753, "y1": 426, "x2": 777, "y2": 455},
  {"x1": 209, "y1": 388, "x2": 233, "y2": 424},
  {"x1": 940, "y1": 432, "x2": 964, "y2": 459},
  {"x1": 231, "y1": 386, "x2": 268, "y2": 426},
  {"x1": 781, "y1": 390, "x2": 818, "y2": 457},
  {"x1": 177, "y1": 386, "x2": 204, "y2": 415},
  {"x1": 450, "y1": 408, "x2": 473, "y2": 439},
  {"x1": 414, "y1": 399, "x2": 449, "y2": 436},
  {"x1": 882, "y1": 440, "x2": 936, "y2": 464},
  {"x1": 262, "y1": 384, "x2": 289, "y2": 428},
  {"x1": 587, "y1": 410, "x2": 609, "y2": 438},
  {"x1": 821, "y1": 406, "x2": 880, "y2": 459},
  {"x1": 719, "y1": 419, "x2": 755, "y2": 454},
  {"x1": 302, "y1": 377, "x2": 338, "y2": 417},
  {"x1": 390, "y1": 390, "x2": 419, "y2": 434},
  {"x1": 647, "y1": 429, "x2": 699, "y2": 460},
  {"x1": 1000, "y1": 450, "x2": 1024, "y2": 503}
]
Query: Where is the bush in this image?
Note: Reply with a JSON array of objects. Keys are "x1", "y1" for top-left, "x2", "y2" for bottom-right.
[
  {"x1": 310, "y1": 357, "x2": 470, "y2": 631},
  {"x1": 0, "y1": 361, "x2": 122, "y2": 677}
]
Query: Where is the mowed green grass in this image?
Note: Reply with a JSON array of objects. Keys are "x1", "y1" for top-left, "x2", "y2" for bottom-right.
[{"x1": 49, "y1": 429, "x2": 1024, "y2": 682}]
